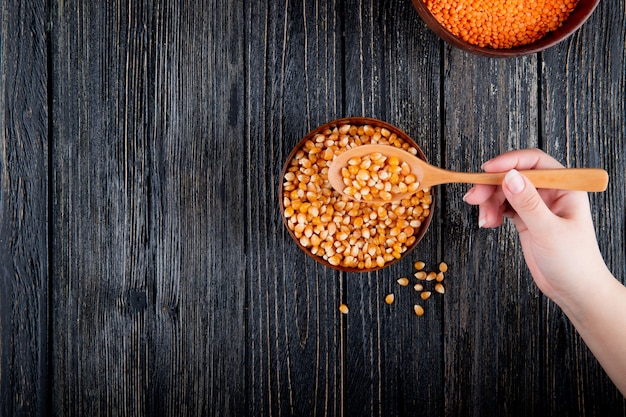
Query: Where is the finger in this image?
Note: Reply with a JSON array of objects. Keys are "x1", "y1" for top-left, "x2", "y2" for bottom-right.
[
  {"x1": 478, "y1": 192, "x2": 509, "y2": 228},
  {"x1": 503, "y1": 201, "x2": 516, "y2": 218},
  {"x1": 462, "y1": 184, "x2": 498, "y2": 205},
  {"x1": 482, "y1": 149, "x2": 565, "y2": 172},
  {"x1": 463, "y1": 184, "x2": 508, "y2": 228},
  {"x1": 502, "y1": 169, "x2": 557, "y2": 234}
]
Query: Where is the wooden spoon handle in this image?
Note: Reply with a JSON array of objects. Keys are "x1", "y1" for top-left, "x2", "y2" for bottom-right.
[
  {"x1": 440, "y1": 168, "x2": 609, "y2": 192},
  {"x1": 521, "y1": 169, "x2": 608, "y2": 192}
]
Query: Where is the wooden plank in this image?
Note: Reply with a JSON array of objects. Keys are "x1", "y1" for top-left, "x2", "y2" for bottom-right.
[
  {"x1": 541, "y1": 0, "x2": 626, "y2": 414},
  {"x1": 0, "y1": 1, "x2": 49, "y2": 416},
  {"x1": 245, "y1": 1, "x2": 344, "y2": 415},
  {"x1": 50, "y1": 1, "x2": 246, "y2": 415},
  {"x1": 440, "y1": 52, "x2": 544, "y2": 416},
  {"x1": 36, "y1": 0, "x2": 625, "y2": 416},
  {"x1": 145, "y1": 2, "x2": 248, "y2": 414},
  {"x1": 50, "y1": 2, "x2": 152, "y2": 414},
  {"x1": 341, "y1": 1, "x2": 444, "y2": 415}
]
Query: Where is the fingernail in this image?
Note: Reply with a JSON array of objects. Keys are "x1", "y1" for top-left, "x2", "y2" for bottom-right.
[
  {"x1": 478, "y1": 206, "x2": 487, "y2": 228},
  {"x1": 505, "y1": 169, "x2": 525, "y2": 195},
  {"x1": 462, "y1": 188, "x2": 473, "y2": 202}
]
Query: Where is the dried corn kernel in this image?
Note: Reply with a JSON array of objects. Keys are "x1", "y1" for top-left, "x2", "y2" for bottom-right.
[
  {"x1": 385, "y1": 293, "x2": 395, "y2": 305},
  {"x1": 339, "y1": 304, "x2": 349, "y2": 314},
  {"x1": 339, "y1": 152, "x2": 420, "y2": 202},
  {"x1": 414, "y1": 261, "x2": 426, "y2": 270},
  {"x1": 420, "y1": 291, "x2": 432, "y2": 300},
  {"x1": 397, "y1": 277, "x2": 410, "y2": 286},
  {"x1": 435, "y1": 283, "x2": 445, "y2": 294},
  {"x1": 414, "y1": 304, "x2": 425, "y2": 317},
  {"x1": 439, "y1": 262, "x2": 448, "y2": 273},
  {"x1": 415, "y1": 271, "x2": 427, "y2": 280}
]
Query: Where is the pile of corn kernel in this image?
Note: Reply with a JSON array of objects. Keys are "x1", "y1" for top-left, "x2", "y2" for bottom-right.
[
  {"x1": 282, "y1": 123, "x2": 432, "y2": 270},
  {"x1": 340, "y1": 152, "x2": 421, "y2": 202},
  {"x1": 424, "y1": 0, "x2": 579, "y2": 49}
]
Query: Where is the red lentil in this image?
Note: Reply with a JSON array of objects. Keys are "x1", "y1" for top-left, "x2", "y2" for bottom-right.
[{"x1": 424, "y1": 0, "x2": 579, "y2": 49}]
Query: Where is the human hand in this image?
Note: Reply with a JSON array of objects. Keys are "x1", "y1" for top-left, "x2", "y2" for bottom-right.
[{"x1": 462, "y1": 149, "x2": 607, "y2": 307}]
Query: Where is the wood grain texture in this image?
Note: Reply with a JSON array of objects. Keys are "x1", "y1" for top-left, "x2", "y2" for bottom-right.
[
  {"x1": 0, "y1": 1, "x2": 48, "y2": 416},
  {"x1": 541, "y1": 0, "x2": 626, "y2": 413},
  {"x1": 439, "y1": 0, "x2": 626, "y2": 413},
  {"x1": 341, "y1": 1, "x2": 445, "y2": 416},
  {"x1": 441, "y1": 51, "x2": 544, "y2": 416},
  {"x1": 1, "y1": 0, "x2": 625, "y2": 415},
  {"x1": 50, "y1": 1, "x2": 246, "y2": 415},
  {"x1": 245, "y1": 1, "x2": 344, "y2": 415}
]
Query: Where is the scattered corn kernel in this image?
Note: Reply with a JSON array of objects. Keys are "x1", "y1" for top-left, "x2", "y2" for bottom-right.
[
  {"x1": 420, "y1": 291, "x2": 432, "y2": 300},
  {"x1": 397, "y1": 277, "x2": 409, "y2": 286},
  {"x1": 414, "y1": 304, "x2": 425, "y2": 317},
  {"x1": 385, "y1": 293, "x2": 395, "y2": 305},
  {"x1": 414, "y1": 283, "x2": 424, "y2": 292},
  {"x1": 414, "y1": 261, "x2": 426, "y2": 270},
  {"x1": 436, "y1": 272, "x2": 445, "y2": 282},
  {"x1": 339, "y1": 304, "x2": 349, "y2": 314},
  {"x1": 426, "y1": 271, "x2": 437, "y2": 281},
  {"x1": 424, "y1": 0, "x2": 579, "y2": 49},
  {"x1": 439, "y1": 262, "x2": 448, "y2": 273},
  {"x1": 435, "y1": 283, "x2": 445, "y2": 294},
  {"x1": 415, "y1": 271, "x2": 427, "y2": 280}
]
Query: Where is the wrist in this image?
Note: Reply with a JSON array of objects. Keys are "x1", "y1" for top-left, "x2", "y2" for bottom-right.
[{"x1": 555, "y1": 264, "x2": 617, "y2": 325}]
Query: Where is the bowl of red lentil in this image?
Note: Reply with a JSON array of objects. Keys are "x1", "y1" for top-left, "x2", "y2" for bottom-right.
[
  {"x1": 280, "y1": 117, "x2": 434, "y2": 272},
  {"x1": 412, "y1": 0, "x2": 599, "y2": 56}
]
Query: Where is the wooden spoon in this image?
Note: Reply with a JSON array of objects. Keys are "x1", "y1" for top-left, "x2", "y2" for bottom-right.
[{"x1": 328, "y1": 145, "x2": 609, "y2": 203}]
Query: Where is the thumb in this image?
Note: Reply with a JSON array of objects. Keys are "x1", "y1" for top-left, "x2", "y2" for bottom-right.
[{"x1": 502, "y1": 169, "x2": 555, "y2": 233}]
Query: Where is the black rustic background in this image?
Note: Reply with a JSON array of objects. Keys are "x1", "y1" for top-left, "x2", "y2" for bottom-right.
[{"x1": 1, "y1": 0, "x2": 625, "y2": 416}]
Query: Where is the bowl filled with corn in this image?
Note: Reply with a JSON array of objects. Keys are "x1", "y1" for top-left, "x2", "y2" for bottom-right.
[
  {"x1": 280, "y1": 117, "x2": 434, "y2": 272},
  {"x1": 411, "y1": 0, "x2": 600, "y2": 57}
]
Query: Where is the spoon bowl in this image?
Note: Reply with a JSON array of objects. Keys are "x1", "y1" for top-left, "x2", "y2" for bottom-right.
[{"x1": 329, "y1": 145, "x2": 609, "y2": 203}]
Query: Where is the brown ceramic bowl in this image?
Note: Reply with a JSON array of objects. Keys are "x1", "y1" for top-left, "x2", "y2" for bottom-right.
[
  {"x1": 279, "y1": 117, "x2": 434, "y2": 273},
  {"x1": 412, "y1": 0, "x2": 600, "y2": 57}
]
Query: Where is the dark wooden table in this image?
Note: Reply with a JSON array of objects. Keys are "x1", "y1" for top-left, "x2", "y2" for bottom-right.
[{"x1": 1, "y1": 1, "x2": 625, "y2": 416}]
